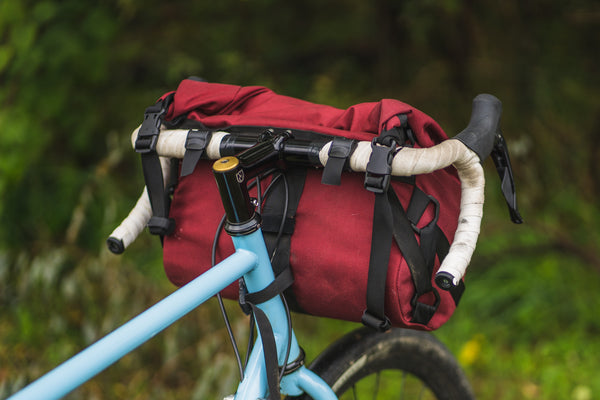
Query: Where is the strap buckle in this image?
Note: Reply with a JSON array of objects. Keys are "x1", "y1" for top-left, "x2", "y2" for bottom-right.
[
  {"x1": 135, "y1": 96, "x2": 172, "y2": 154},
  {"x1": 364, "y1": 136, "x2": 399, "y2": 194}
]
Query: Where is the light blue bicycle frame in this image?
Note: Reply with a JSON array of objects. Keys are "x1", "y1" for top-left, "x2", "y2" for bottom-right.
[{"x1": 8, "y1": 228, "x2": 337, "y2": 400}]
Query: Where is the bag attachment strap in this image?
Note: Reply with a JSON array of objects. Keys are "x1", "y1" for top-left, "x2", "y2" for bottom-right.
[
  {"x1": 238, "y1": 268, "x2": 295, "y2": 400},
  {"x1": 180, "y1": 130, "x2": 212, "y2": 177},
  {"x1": 405, "y1": 186, "x2": 466, "y2": 306},
  {"x1": 362, "y1": 129, "x2": 402, "y2": 331},
  {"x1": 321, "y1": 137, "x2": 357, "y2": 186},
  {"x1": 362, "y1": 114, "x2": 453, "y2": 331},
  {"x1": 261, "y1": 168, "x2": 307, "y2": 313},
  {"x1": 135, "y1": 94, "x2": 176, "y2": 237}
]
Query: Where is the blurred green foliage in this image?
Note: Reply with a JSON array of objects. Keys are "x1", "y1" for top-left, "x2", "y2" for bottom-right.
[{"x1": 1, "y1": 0, "x2": 598, "y2": 399}]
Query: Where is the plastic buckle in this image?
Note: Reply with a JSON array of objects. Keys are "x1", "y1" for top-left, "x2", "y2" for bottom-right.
[
  {"x1": 135, "y1": 101, "x2": 170, "y2": 154},
  {"x1": 364, "y1": 138, "x2": 397, "y2": 194}
]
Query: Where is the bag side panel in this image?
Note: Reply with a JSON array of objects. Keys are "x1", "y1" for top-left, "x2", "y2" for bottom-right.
[{"x1": 163, "y1": 163, "x2": 239, "y2": 298}]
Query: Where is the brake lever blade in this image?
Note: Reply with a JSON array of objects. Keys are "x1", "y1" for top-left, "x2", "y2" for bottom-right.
[{"x1": 491, "y1": 132, "x2": 523, "y2": 224}]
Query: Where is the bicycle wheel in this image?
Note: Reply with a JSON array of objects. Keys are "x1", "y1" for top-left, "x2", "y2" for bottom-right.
[{"x1": 289, "y1": 327, "x2": 474, "y2": 400}]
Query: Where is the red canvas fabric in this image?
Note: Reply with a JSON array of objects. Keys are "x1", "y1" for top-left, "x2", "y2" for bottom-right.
[{"x1": 161, "y1": 79, "x2": 461, "y2": 330}]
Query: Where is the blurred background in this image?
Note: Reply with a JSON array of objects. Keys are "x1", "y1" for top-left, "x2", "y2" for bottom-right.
[{"x1": 1, "y1": 1, "x2": 598, "y2": 399}]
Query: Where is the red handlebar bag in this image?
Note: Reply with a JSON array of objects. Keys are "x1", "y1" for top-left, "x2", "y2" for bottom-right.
[{"x1": 144, "y1": 78, "x2": 462, "y2": 331}]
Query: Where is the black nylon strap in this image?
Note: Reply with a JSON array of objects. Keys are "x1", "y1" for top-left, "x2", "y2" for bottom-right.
[
  {"x1": 362, "y1": 133, "x2": 401, "y2": 331},
  {"x1": 244, "y1": 268, "x2": 294, "y2": 305},
  {"x1": 136, "y1": 95, "x2": 175, "y2": 237},
  {"x1": 261, "y1": 168, "x2": 307, "y2": 313},
  {"x1": 180, "y1": 130, "x2": 212, "y2": 177},
  {"x1": 362, "y1": 191, "x2": 394, "y2": 331},
  {"x1": 249, "y1": 305, "x2": 280, "y2": 400},
  {"x1": 321, "y1": 137, "x2": 356, "y2": 186},
  {"x1": 387, "y1": 190, "x2": 431, "y2": 295},
  {"x1": 406, "y1": 186, "x2": 431, "y2": 224},
  {"x1": 139, "y1": 150, "x2": 165, "y2": 215},
  {"x1": 397, "y1": 113, "x2": 416, "y2": 146},
  {"x1": 241, "y1": 269, "x2": 294, "y2": 400},
  {"x1": 261, "y1": 215, "x2": 295, "y2": 235},
  {"x1": 388, "y1": 189, "x2": 442, "y2": 325},
  {"x1": 406, "y1": 186, "x2": 465, "y2": 306},
  {"x1": 407, "y1": 188, "x2": 440, "y2": 273}
]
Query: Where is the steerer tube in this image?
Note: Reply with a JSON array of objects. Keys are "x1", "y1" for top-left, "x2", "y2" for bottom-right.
[{"x1": 212, "y1": 156, "x2": 261, "y2": 236}]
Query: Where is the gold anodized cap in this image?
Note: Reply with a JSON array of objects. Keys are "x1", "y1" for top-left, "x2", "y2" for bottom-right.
[{"x1": 213, "y1": 156, "x2": 240, "y2": 172}]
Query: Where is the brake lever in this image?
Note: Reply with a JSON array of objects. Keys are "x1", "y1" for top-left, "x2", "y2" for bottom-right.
[{"x1": 491, "y1": 132, "x2": 523, "y2": 224}]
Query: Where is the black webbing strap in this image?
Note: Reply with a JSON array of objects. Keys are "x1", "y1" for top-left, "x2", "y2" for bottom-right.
[
  {"x1": 362, "y1": 130, "x2": 401, "y2": 331},
  {"x1": 243, "y1": 267, "x2": 295, "y2": 305},
  {"x1": 362, "y1": 191, "x2": 394, "y2": 331},
  {"x1": 261, "y1": 168, "x2": 307, "y2": 313},
  {"x1": 180, "y1": 130, "x2": 212, "y2": 177},
  {"x1": 406, "y1": 186, "x2": 466, "y2": 306},
  {"x1": 240, "y1": 268, "x2": 295, "y2": 400},
  {"x1": 321, "y1": 137, "x2": 356, "y2": 186},
  {"x1": 135, "y1": 95, "x2": 175, "y2": 237},
  {"x1": 387, "y1": 189, "x2": 440, "y2": 325},
  {"x1": 362, "y1": 116, "x2": 449, "y2": 330},
  {"x1": 406, "y1": 186, "x2": 440, "y2": 274},
  {"x1": 248, "y1": 305, "x2": 280, "y2": 400}
]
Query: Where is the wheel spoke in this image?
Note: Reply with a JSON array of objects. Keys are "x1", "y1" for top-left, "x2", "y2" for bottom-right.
[
  {"x1": 399, "y1": 371, "x2": 406, "y2": 400},
  {"x1": 372, "y1": 372, "x2": 380, "y2": 400}
]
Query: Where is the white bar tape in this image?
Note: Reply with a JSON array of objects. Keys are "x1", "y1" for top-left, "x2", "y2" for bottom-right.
[
  {"x1": 107, "y1": 155, "x2": 172, "y2": 249},
  {"x1": 130, "y1": 126, "x2": 230, "y2": 160},
  {"x1": 321, "y1": 139, "x2": 484, "y2": 284},
  {"x1": 112, "y1": 130, "x2": 485, "y2": 285},
  {"x1": 108, "y1": 128, "x2": 230, "y2": 250}
]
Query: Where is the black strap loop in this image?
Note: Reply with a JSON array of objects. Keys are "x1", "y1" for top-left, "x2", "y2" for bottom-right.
[
  {"x1": 411, "y1": 288, "x2": 440, "y2": 325},
  {"x1": 147, "y1": 216, "x2": 175, "y2": 236},
  {"x1": 321, "y1": 137, "x2": 356, "y2": 186},
  {"x1": 243, "y1": 268, "x2": 294, "y2": 306},
  {"x1": 136, "y1": 94, "x2": 176, "y2": 238},
  {"x1": 361, "y1": 310, "x2": 391, "y2": 332},
  {"x1": 180, "y1": 130, "x2": 212, "y2": 177}
]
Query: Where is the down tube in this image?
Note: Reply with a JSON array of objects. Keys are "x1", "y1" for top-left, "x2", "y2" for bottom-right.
[{"x1": 8, "y1": 250, "x2": 258, "y2": 400}]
